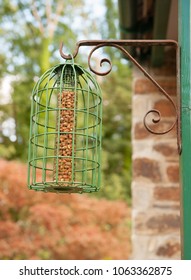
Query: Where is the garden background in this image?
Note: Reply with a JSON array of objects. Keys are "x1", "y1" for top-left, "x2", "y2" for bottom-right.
[{"x1": 0, "y1": 0, "x2": 132, "y2": 259}]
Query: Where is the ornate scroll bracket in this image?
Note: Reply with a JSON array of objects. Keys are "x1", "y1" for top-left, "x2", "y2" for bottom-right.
[{"x1": 59, "y1": 40, "x2": 181, "y2": 154}]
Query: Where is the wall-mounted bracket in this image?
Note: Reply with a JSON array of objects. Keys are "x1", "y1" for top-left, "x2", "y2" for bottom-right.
[{"x1": 59, "y1": 40, "x2": 181, "y2": 154}]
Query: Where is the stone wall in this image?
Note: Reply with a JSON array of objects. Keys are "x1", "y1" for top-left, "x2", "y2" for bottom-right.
[{"x1": 131, "y1": 51, "x2": 181, "y2": 259}]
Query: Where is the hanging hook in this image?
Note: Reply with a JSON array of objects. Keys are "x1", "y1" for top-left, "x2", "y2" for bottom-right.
[{"x1": 59, "y1": 42, "x2": 80, "y2": 60}]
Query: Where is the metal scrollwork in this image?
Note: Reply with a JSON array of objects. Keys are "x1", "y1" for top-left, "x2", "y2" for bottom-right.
[
  {"x1": 59, "y1": 40, "x2": 181, "y2": 154},
  {"x1": 88, "y1": 44, "x2": 112, "y2": 76}
]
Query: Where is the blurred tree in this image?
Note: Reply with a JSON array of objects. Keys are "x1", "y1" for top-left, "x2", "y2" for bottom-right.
[
  {"x1": 0, "y1": 159, "x2": 131, "y2": 260},
  {"x1": 0, "y1": 0, "x2": 132, "y2": 202},
  {"x1": 0, "y1": 0, "x2": 84, "y2": 159}
]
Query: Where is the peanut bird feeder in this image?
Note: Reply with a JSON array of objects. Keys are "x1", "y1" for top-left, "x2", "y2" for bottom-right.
[{"x1": 28, "y1": 59, "x2": 102, "y2": 193}]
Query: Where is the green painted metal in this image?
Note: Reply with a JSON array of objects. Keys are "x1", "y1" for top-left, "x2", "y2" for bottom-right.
[
  {"x1": 28, "y1": 60, "x2": 102, "y2": 194},
  {"x1": 179, "y1": 0, "x2": 191, "y2": 259}
]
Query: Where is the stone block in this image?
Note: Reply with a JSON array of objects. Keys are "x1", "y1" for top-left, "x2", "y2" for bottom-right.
[
  {"x1": 134, "y1": 212, "x2": 180, "y2": 235},
  {"x1": 132, "y1": 182, "x2": 154, "y2": 209},
  {"x1": 134, "y1": 120, "x2": 177, "y2": 140},
  {"x1": 133, "y1": 122, "x2": 151, "y2": 140},
  {"x1": 134, "y1": 78, "x2": 177, "y2": 95},
  {"x1": 133, "y1": 157, "x2": 161, "y2": 182},
  {"x1": 131, "y1": 234, "x2": 180, "y2": 260},
  {"x1": 156, "y1": 240, "x2": 181, "y2": 258},
  {"x1": 154, "y1": 99, "x2": 177, "y2": 117},
  {"x1": 167, "y1": 165, "x2": 179, "y2": 183},
  {"x1": 153, "y1": 142, "x2": 177, "y2": 157},
  {"x1": 154, "y1": 186, "x2": 180, "y2": 202}
]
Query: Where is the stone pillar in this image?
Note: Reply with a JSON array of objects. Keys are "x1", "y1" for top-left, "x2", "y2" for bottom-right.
[{"x1": 131, "y1": 52, "x2": 181, "y2": 259}]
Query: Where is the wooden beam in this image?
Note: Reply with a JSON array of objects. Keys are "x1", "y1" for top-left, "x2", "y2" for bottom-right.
[
  {"x1": 118, "y1": 0, "x2": 137, "y2": 40},
  {"x1": 179, "y1": 0, "x2": 191, "y2": 260},
  {"x1": 118, "y1": 0, "x2": 137, "y2": 55},
  {"x1": 151, "y1": 0, "x2": 171, "y2": 66}
]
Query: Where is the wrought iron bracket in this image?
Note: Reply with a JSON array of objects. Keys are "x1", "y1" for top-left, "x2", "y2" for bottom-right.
[{"x1": 59, "y1": 40, "x2": 181, "y2": 154}]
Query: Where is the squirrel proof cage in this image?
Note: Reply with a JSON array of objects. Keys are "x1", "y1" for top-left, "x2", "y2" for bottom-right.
[{"x1": 28, "y1": 60, "x2": 102, "y2": 193}]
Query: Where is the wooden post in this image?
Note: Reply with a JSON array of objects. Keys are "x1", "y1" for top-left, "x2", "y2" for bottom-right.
[{"x1": 179, "y1": 0, "x2": 191, "y2": 260}]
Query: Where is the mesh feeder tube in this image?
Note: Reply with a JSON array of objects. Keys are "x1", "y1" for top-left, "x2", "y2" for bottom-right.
[
  {"x1": 54, "y1": 66, "x2": 77, "y2": 185},
  {"x1": 28, "y1": 61, "x2": 102, "y2": 194}
]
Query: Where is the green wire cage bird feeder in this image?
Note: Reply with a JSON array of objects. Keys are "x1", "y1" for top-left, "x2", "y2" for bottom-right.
[{"x1": 28, "y1": 59, "x2": 102, "y2": 193}]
